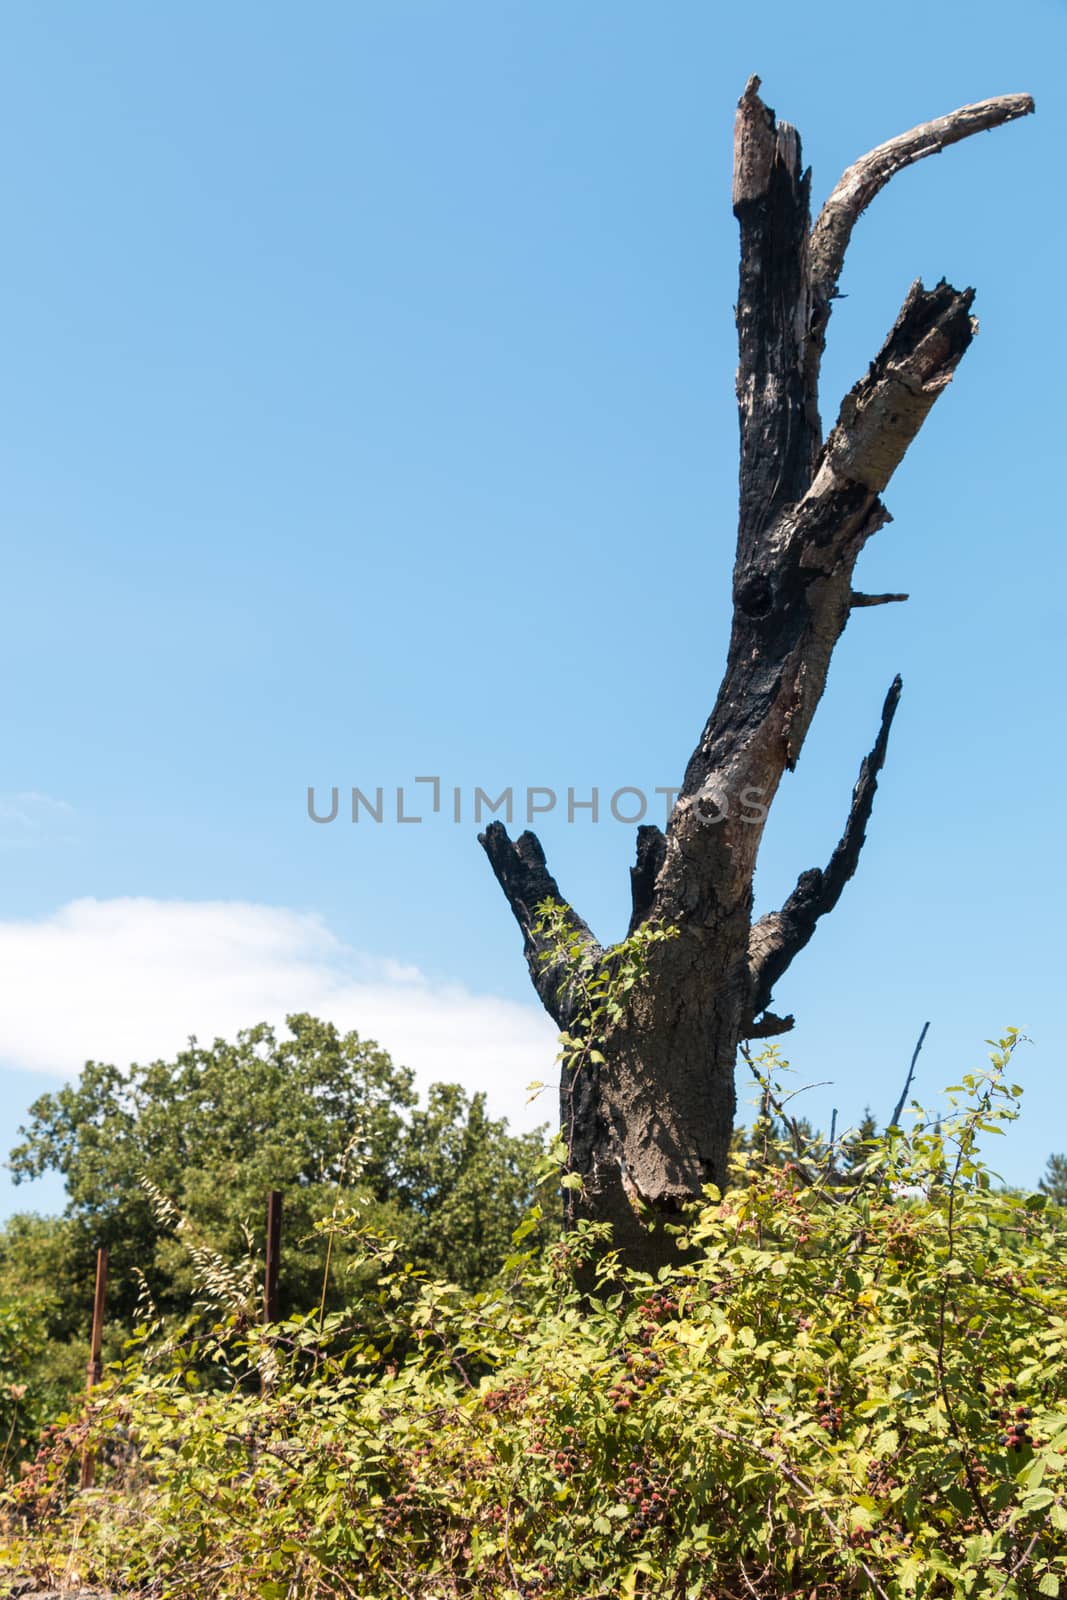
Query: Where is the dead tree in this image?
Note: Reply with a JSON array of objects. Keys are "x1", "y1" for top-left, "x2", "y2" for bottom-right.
[{"x1": 480, "y1": 79, "x2": 1033, "y2": 1270}]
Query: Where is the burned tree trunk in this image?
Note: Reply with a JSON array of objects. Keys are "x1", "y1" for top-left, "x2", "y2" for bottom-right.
[{"x1": 481, "y1": 80, "x2": 1033, "y2": 1271}]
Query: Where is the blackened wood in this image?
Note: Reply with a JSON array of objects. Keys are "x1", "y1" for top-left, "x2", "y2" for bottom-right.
[
  {"x1": 850, "y1": 591, "x2": 908, "y2": 608},
  {"x1": 733, "y1": 77, "x2": 818, "y2": 553},
  {"x1": 742, "y1": 1010, "x2": 795, "y2": 1040},
  {"x1": 478, "y1": 822, "x2": 602, "y2": 1027},
  {"x1": 628, "y1": 824, "x2": 667, "y2": 933},
  {"x1": 748, "y1": 676, "x2": 902, "y2": 1020}
]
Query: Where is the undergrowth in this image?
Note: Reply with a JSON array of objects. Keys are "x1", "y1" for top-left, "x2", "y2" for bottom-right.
[{"x1": 2, "y1": 1033, "x2": 1066, "y2": 1600}]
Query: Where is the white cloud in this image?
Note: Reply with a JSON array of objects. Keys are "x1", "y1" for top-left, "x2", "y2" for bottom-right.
[{"x1": 0, "y1": 898, "x2": 559, "y2": 1132}]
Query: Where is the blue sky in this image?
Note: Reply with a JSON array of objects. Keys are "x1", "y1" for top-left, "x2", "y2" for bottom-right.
[{"x1": 2, "y1": 0, "x2": 1064, "y2": 1217}]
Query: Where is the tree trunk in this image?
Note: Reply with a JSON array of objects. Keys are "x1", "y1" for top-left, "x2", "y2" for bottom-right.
[{"x1": 481, "y1": 79, "x2": 1033, "y2": 1271}]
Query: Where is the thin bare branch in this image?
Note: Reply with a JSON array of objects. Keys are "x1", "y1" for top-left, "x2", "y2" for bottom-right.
[
  {"x1": 888, "y1": 1020, "x2": 930, "y2": 1131},
  {"x1": 812, "y1": 92, "x2": 1033, "y2": 297},
  {"x1": 806, "y1": 93, "x2": 1034, "y2": 397}
]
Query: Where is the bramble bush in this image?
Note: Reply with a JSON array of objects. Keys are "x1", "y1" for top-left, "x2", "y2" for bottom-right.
[{"x1": 2, "y1": 1032, "x2": 1066, "y2": 1600}]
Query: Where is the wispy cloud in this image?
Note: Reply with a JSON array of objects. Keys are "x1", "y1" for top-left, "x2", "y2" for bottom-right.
[
  {"x1": 0, "y1": 792, "x2": 76, "y2": 850},
  {"x1": 0, "y1": 898, "x2": 558, "y2": 1132}
]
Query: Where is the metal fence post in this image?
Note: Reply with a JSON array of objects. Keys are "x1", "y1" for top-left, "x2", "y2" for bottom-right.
[
  {"x1": 264, "y1": 1190, "x2": 282, "y2": 1325},
  {"x1": 79, "y1": 1245, "x2": 109, "y2": 1490}
]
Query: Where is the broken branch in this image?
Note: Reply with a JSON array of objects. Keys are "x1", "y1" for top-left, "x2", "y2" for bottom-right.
[
  {"x1": 850, "y1": 591, "x2": 909, "y2": 608},
  {"x1": 748, "y1": 675, "x2": 903, "y2": 1016},
  {"x1": 806, "y1": 92, "x2": 1034, "y2": 398},
  {"x1": 478, "y1": 822, "x2": 602, "y2": 1027}
]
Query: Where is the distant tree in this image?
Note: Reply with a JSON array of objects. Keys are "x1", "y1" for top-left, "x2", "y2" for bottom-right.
[
  {"x1": 0, "y1": 1214, "x2": 94, "y2": 1456},
  {"x1": 1040, "y1": 1154, "x2": 1067, "y2": 1207},
  {"x1": 390, "y1": 1081, "x2": 553, "y2": 1288},
  {"x1": 841, "y1": 1108, "x2": 879, "y2": 1179},
  {"x1": 7, "y1": 1014, "x2": 551, "y2": 1325}
]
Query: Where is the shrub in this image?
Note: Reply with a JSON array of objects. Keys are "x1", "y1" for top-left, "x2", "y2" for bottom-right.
[{"x1": 3, "y1": 1033, "x2": 1065, "y2": 1600}]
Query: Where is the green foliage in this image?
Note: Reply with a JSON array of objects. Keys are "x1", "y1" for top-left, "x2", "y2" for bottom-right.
[
  {"x1": 842, "y1": 1106, "x2": 881, "y2": 1176},
  {"x1": 0, "y1": 1295, "x2": 60, "y2": 1473},
  {"x1": 373, "y1": 1080, "x2": 552, "y2": 1290},
  {"x1": 0, "y1": 1017, "x2": 553, "y2": 1460},
  {"x1": 5, "y1": 1033, "x2": 1066, "y2": 1600},
  {"x1": 6, "y1": 1014, "x2": 552, "y2": 1323},
  {"x1": 530, "y1": 899, "x2": 679, "y2": 1213},
  {"x1": 0, "y1": 1217, "x2": 92, "y2": 1470},
  {"x1": 531, "y1": 899, "x2": 679, "y2": 1050},
  {"x1": 0, "y1": 1213, "x2": 84, "y2": 1346}
]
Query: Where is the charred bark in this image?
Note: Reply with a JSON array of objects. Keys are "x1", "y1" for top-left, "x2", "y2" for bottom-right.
[{"x1": 480, "y1": 80, "x2": 1033, "y2": 1269}]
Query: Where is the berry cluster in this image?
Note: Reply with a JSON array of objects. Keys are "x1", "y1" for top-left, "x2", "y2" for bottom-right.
[
  {"x1": 608, "y1": 1350, "x2": 664, "y2": 1413},
  {"x1": 379, "y1": 1486, "x2": 415, "y2": 1533},
  {"x1": 620, "y1": 1460, "x2": 678, "y2": 1533},
  {"x1": 815, "y1": 1384, "x2": 843, "y2": 1437},
  {"x1": 638, "y1": 1291, "x2": 678, "y2": 1324},
  {"x1": 481, "y1": 1382, "x2": 525, "y2": 1414},
  {"x1": 989, "y1": 1385, "x2": 1034, "y2": 1452},
  {"x1": 550, "y1": 1424, "x2": 583, "y2": 1476}
]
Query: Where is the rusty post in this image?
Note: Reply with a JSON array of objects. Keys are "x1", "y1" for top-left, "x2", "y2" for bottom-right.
[
  {"x1": 264, "y1": 1190, "x2": 282, "y2": 1325},
  {"x1": 79, "y1": 1245, "x2": 109, "y2": 1490}
]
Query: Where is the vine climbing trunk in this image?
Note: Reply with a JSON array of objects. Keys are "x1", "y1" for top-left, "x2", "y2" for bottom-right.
[{"x1": 480, "y1": 79, "x2": 1033, "y2": 1272}]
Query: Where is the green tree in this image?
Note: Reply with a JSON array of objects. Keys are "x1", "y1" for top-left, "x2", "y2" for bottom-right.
[
  {"x1": 0, "y1": 1216, "x2": 88, "y2": 1465},
  {"x1": 1039, "y1": 1152, "x2": 1067, "y2": 1205},
  {"x1": 840, "y1": 1106, "x2": 879, "y2": 1179},
  {"x1": 7, "y1": 1014, "x2": 551, "y2": 1328},
  {"x1": 390, "y1": 1082, "x2": 553, "y2": 1289}
]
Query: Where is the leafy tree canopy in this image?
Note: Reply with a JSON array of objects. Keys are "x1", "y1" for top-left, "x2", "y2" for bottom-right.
[{"x1": 5, "y1": 1014, "x2": 552, "y2": 1327}]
